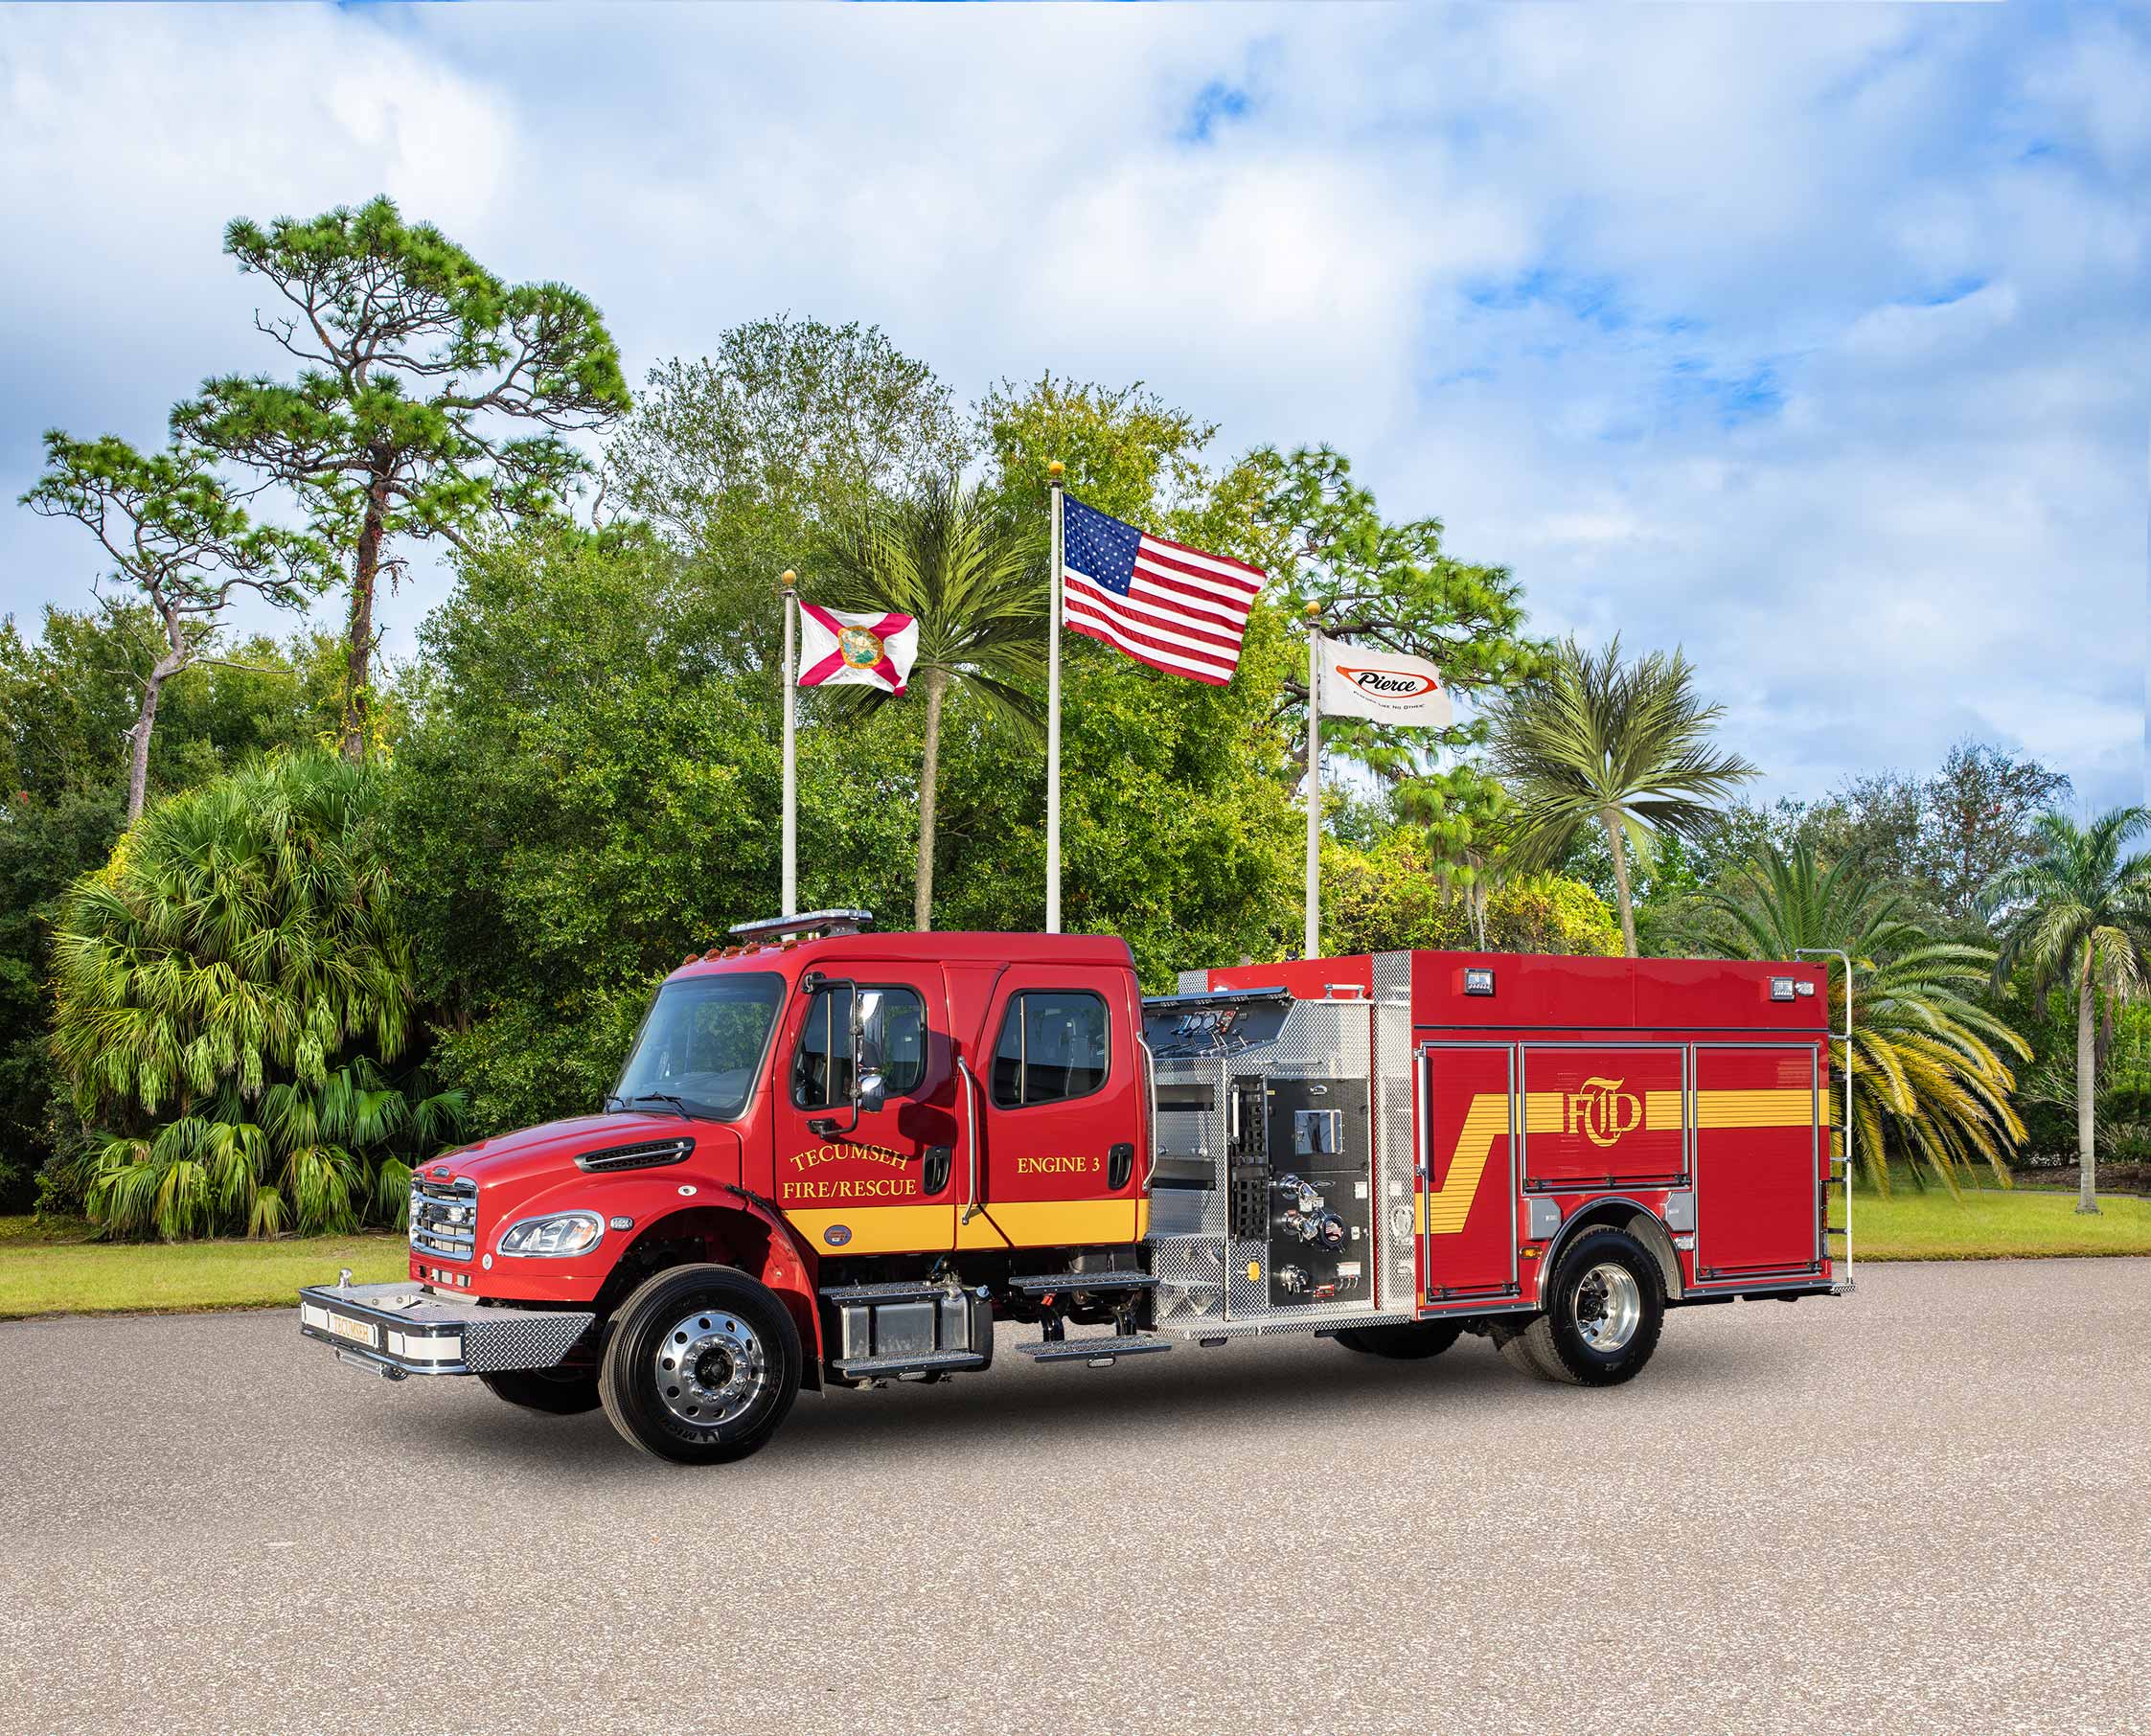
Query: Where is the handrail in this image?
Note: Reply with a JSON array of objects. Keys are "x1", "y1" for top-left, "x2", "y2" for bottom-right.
[
  {"x1": 955, "y1": 1056, "x2": 981, "y2": 1226},
  {"x1": 1134, "y1": 1031, "x2": 1160, "y2": 1191},
  {"x1": 1796, "y1": 948, "x2": 1855, "y2": 1292}
]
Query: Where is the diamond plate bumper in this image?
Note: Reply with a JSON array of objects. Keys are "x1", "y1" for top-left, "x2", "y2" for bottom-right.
[{"x1": 298, "y1": 1281, "x2": 596, "y2": 1380}]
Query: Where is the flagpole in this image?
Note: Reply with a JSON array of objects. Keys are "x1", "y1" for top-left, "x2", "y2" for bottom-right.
[
  {"x1": 781, "y1": 569, "x2": 798, "y2": 918},
  {"x1": 1046, "y1": 460, "x2": 1064, "y2": 935},
  {"x1": 1304, "y1": 605, "x2": 1322, "y2": 960}
]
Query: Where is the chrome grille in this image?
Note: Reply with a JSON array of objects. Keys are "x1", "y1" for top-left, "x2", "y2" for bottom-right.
[{"x1": 409, "y1": 1176, "x2": 478, "y2": 1262}]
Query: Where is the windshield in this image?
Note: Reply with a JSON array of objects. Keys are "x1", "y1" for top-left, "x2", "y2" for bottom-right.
[{"x1": 611, "y1": 972, "x2": 784, "y2": 1121}]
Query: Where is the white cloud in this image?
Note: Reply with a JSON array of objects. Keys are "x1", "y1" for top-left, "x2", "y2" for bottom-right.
[{"x1": 1, "y1": 1, "x2": 2143, "y2": 813}]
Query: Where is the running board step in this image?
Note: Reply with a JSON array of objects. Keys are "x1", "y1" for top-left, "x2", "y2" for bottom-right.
[
  {"x1": 1016, "y1": 1335, "x2": 1172, "y2": 1364},
  {"x1": 832, "y1": 1349, "x2": 990, "y2": 1380},
  {"x1": 820, "y1": 1280, "x2": 967, "y2": 1305},
  {"x1": 1009, "y1": 1271, "x2": 1158, "y2": 1295}
]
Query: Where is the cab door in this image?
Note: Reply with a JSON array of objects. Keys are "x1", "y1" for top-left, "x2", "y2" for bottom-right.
[
  {"x1": 962, "y1": 966, "x2": 1142, "y2": 1251},
  {"x1": 769, "y1": 968, "x2": 960, "y2": 1257}
]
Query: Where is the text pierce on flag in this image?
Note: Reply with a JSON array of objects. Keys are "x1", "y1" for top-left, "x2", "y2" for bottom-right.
[
  {"x1": 1059, "y1": 495, "x2": 1264, "y2": 686},
  {"x1": 797, "y1": 605, "x2": 920, "y2": 694},
  {"x1": 1316, "y1": 635, "x2": 1453, "y2": 727}
]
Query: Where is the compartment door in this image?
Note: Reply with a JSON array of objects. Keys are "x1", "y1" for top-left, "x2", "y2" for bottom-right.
[
  {"x1": 1692, "y1": 1044, "x2": 1821, "y2": 1280},
  {"x1": 1519, "y1": 1044, "x2": 1687, "y2": 1192},
  {"x1": 1417, "y1": 1043, "x2": 1519, "y2": 1304}
]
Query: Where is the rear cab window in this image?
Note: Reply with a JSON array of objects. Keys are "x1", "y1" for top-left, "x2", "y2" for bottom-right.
[{"x1": 992, "y1": 990, "x2": 1110, "y2": 1108}]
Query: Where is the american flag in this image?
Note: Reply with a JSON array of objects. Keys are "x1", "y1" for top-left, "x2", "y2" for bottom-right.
[{"x1": 1060, "y1": 494, "x2": 1265, "y2": 685}]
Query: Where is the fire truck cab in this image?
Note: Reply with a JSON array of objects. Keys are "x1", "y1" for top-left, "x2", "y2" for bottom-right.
[{"x1": 300, "y1": 910, "x2": 1846, "y2": 1463}]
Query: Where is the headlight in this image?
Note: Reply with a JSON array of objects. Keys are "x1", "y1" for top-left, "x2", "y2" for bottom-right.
[{"x1": 497, "y1": 1211, "x2": 606, "y2": 1258}]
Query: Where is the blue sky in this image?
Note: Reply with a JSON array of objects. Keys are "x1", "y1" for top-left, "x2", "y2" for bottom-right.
[{"x1": 3, "y1": 3, "x2": 2145, "y2": 809}]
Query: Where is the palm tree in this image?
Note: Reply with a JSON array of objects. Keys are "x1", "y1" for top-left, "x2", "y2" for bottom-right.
[
  {"x1": 1700, "y1": 841, "x2": 2027, "y2": 1195},
  {"x1": 51, "y1": 750, "x2": 465, "y2": 1238},
  {"x1": 822, "y1": 478, "x2": 1045, "y2": 929},
  {"x1": 1486, "y1": 634, "x2": 1755, "y2": 955},
  {"x1": 1985, "y1": 809, "x2": 2151, "y2": 1214}
]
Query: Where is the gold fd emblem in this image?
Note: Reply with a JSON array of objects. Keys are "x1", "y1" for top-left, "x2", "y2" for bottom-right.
[
  {"x1": 1566, "y1": 1076, "x2": 1643, "y2": 1148},
  {"x1": 837, "y1": 626, "x2": 884, "y2": 669}
]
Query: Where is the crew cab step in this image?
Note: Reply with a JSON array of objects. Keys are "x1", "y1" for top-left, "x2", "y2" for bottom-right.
[
  {"x1": 819, "y1": 1280, "x2": 973, "y2": 1305},
  {"x1": 1008, "y1": 1270, "x2": 1158, "y2": 1295},
  {"x1": 1016, "y1": 1335, "x2": 1173, "y2": 1364},
  {"x1": 831, "y1": 1348, "x2": 991, "y2": 1380}
]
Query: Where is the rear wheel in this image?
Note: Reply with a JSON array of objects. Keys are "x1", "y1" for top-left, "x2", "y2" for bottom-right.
[
  {"x1": 599, "y1": 1264, "x2": 802, "y2": 1464},
  {"x1": 1491, "y1": 1227, "x2": 1663, "y2": 1386},
  {"x1": 478, "y1": 1367, "x2": 601, "y2": 1415},
  {"x1": 1334, "y1": 1319, "x2": 1464, "y2": 1359}
]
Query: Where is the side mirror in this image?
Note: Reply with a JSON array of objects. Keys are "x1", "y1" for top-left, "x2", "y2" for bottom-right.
[{"x1": 856, "y1": 1069, "x2": 887, "y2": 1114}]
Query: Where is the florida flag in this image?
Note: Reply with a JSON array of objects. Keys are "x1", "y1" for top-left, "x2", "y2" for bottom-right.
[{"x1": 797, "y1": 605, "x2": 919, "y2": 694}]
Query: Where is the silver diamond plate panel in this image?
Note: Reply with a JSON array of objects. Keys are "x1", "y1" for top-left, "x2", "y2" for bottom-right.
[
  {"x1": 460, "y1": 1310, "x2": 596, "y2": 1373},
  {"x1": 1146, "y1": 990, "x2": 1401, "y2": 1334},
  {"x1": 1372, "y1": 951, "x2": 1417, "y2": 1314}
]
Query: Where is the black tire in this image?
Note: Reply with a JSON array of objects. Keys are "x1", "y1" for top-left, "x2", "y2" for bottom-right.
[
  {"x1": 478, "y1": 1367, "x2": 601, "y2": 1415},
  {"x1": 1334, "y1": 1319, "x2": 1465, "y2": 1359},
  {"x1": 599, "y1": 1263, "x2": 803, "y2": 1465},
  {"x1": 1491, "y1": 1226, "x2": 1664, "y2": 1387}
]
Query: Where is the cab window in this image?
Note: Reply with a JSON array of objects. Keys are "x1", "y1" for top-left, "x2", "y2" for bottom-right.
[
  {"x1": 791, "y1": 984, "x2": 927, "y2": 1110},
  {"x1": 992, "y1": 991, "x2": 1110, "y2": 1108}
]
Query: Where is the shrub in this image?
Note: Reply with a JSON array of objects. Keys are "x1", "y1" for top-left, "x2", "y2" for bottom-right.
[{"x1": 50, "y1": 751, "x2": 462, "y2": 1239}]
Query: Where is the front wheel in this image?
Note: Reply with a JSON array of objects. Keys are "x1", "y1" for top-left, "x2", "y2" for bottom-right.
[
  {"x1": 1491, "y1": 1227, "x2": 1663, "y2": 1386},
  {"x1": 599, "y1": 1264, "x2": 802, "y2": 1464},
  {"x1": 1334, "y1": 1319, "x2": 1464, "y2": 1359}
]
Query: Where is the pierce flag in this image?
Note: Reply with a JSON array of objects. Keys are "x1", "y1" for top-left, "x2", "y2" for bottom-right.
[
  {"x1": 1316, "y1": 633, "x2": 1453, "y2": 728},
  {"x1": 796, "y1": 605, "x2": 919, "y2": 694}
]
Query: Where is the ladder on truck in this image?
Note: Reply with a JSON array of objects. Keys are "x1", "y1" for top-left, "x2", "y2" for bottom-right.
[{"x1": 1797, "y1": 948, "x2": 1856, "y2": 1293}]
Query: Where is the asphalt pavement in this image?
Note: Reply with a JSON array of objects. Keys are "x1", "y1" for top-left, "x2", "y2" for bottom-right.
[{"x1": 2, "y1": 1258, "x2": 2146, "y2": 1736}]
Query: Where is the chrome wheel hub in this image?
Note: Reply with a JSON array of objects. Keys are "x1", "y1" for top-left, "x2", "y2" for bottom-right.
[
  {"x1": 1571, "y1": 1262, "x2": 1642, "y2": 1353},
  {"x1": 654, "y1": 1308, "x2": 767, "y2": 1429}
]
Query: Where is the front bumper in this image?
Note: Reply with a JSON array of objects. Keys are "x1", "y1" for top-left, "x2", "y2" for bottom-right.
[{"x1": 298, "y1": 1281, "x2": 597, "y2": 1381}]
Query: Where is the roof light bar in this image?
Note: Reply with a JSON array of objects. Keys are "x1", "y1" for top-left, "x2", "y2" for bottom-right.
[{"x1": 726, "y1": 909, "x2": 876, "y2": 943}]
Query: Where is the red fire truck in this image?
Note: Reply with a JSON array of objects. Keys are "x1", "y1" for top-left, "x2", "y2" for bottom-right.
[{"x1": 299, "y1": 910, "x2": 1851, "y2": 1463}]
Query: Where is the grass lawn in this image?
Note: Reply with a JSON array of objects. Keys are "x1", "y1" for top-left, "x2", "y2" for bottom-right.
[
  {"x1": 0, "y1": 1216, "x2": 407, "y2": 1319},
  {"x1": 1836, "y1": 1185, "x2": 2151, "y2": 1261}
]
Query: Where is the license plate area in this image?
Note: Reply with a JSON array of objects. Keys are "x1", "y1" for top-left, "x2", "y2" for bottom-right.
[{"x1": 326, "y1": 1312, "x2": 380, "y2": 1350}]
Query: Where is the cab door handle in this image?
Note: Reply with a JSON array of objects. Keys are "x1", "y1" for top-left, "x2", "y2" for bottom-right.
[{"x1": 1108, "y1": 1143, "x2": 1134, "y2": 1190}]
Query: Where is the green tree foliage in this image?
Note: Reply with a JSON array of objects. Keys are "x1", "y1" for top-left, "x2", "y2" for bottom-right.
[
  {"x1": 1986, "y1": 808, "x2": 2151, "y2": 1214},
  {"x1": 175, "y1": 196, "x2": 631, "y2": 759},
  {"x1": 1320, "y1": 829, "x2": 1620, "y2": 957},
  {"x1": 819, "y1": 478, "x2": 1046, "y2": 928},
  {"x1": 1488, "y1": 634, "x2": 1757, "y2": 956},
  {"x1": 50, "y1": 752, "x2": 460, "y2": 1238},
  {"x1": 387, "y1": 525, "x2": 925, "y2": 1134},
  {"x1": 0, "y1": 609, "x2": 355, "y2": 1208},
  {"x1": 610, "y1": 318, "x2": 969, "y2": 649},
  {"x1": 1700, "y1": 841, "x2": 2026, "y2": 1195},
  {"x1": 21, "y1": 432, "x2": 325, "y2": 821},
  {"x1": 1249, "y1": 445, "x2": 1541, "y2": 805},
  {"x1": 1802, "y1": 744, "x2": 2071, "y2": 932},
  {"x1": 946, "y1": 376, "x2": 1302, "y2": 979}
]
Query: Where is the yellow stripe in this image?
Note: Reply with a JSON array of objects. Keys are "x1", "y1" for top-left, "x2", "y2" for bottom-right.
[
  {"x1": 1416, "y1": 1087, "x2": 1816, "y2": 1237},
  {"x1": 789, "y1": 1198, "x2": 1141, "y2": 1256},
  {"x1": 1695, "y1": 1089, "x2": 1813, "y2": 1128},
  {"x1": 1420, "y1": 1093, "x2": 1512, "y2": 1234},
  {"x1": 782, "y1": 1204, "x2": 952, "y2": 1255},
  {"x1": 985, "y1": 1199, "x2": 1138, "y2": 1246}
]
